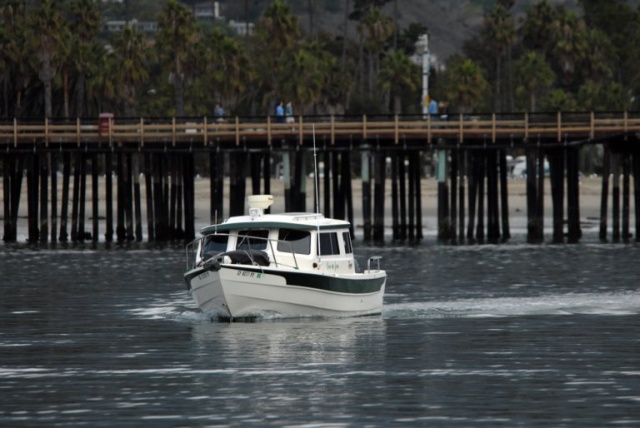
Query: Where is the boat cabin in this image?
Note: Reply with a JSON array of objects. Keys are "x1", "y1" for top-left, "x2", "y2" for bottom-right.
[{"x1": 190, "y1": 196, "x2": 359, "y2": 274}]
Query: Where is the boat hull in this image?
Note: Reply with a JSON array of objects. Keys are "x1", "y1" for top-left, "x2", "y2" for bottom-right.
[{"x1": 184, "y1": 264, "x2": 386, "y2": 319}]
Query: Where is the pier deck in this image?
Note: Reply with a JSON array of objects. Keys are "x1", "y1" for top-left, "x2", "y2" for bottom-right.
[{"x1": 2, "y1": 113, "x2": 639, "y2": 245}]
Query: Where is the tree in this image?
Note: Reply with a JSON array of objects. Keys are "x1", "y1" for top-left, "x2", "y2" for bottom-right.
[
  {"x1": 482, "y1": 4, "x2": 515, "y2": 111},
  {"x1": 69, "y1": 0, "x2": 102, "y2": 117},
  {"x1": 514, "y1": 51, "x2": 555, "y2": 112},
  {"x1": 579, "y1": 28, "x2": 613, "y2": 85},
  {"x1": 83, "y1": 42, "x2": 117, "y2": 116},
  {"x1": 279, "y1": 41, "x2": 332, "y2": 113},
  {"x1": 0, "y1": 2, "x2": 30, "y2": 117},
  {"x1": 378, "y1": 49, "x2": 419, "y2": 114},
  {"x1": 357, "y1": 6, "x2": 394, "y2": 94},
  {"x1": 110, "y1": 26, "x2": 151, "y2": 116},
  {"x1": 441, "y1": 57, "x2": 489, "y2": 114},
  {"x1": 57, "y1": 19, "x2": 73, "y2": 118},
  {"x1": 397, "y1": 22, "x2": 428, "y2": 56},
  {"x1": 540, "y1": 89, "x2": 577, "y2": 111},
  {"x1": 27, "y1": 0, "x2": 68, "y2": 118},
  {"x1": 577, "y1": 81, "x2": 630, "y2": 111},
  {"x1": 156, "y1": 0, "x2": 199, "y2": 116},
  {"x1": 252, "y1": 0, "x2": 302, "y2": 110},
  {"x1": 549, "y1": 11, "x2": 588, "y2": 89},
  {"x1": 197, "y1": 28, "x2": 252, "y2": 115},
  {"x1": 579, "y1": 0, "x2": 640, "y2": 88},
  {"x1": 520, "y1": 0, "x2": 559, "y2": 54}
]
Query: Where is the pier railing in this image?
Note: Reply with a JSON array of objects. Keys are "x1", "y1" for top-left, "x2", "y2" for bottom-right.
[{"x1": 2, "y1": 112, "x2": 640, "y2": 147}]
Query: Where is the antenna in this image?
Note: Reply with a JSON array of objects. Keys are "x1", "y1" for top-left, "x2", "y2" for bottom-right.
[
  {"x1": 312, "y1": 123, "x2": 322, "y2": 265},
  {"x1": 312, "y1": 123, "x2": 320, "y2": 214}
]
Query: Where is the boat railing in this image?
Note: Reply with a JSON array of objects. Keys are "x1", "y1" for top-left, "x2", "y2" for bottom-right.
[
  {"x1": 367, "y1": 256, "x2": 383, "y2": 272},
  {"x1": 186, "y1": 233, "x2": 301, "y2": 271},
  {"x1": 186, "y1": 239, "x2": 200, "y2": 270},
  {"x1": 236, "y1": 234, "x2": 301, "y2": 270}
]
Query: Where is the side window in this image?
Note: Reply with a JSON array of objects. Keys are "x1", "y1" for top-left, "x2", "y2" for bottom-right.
[
  {"x1": 342, "y1": 231, "x2": 353, "y2": 254},
  {"x1": 277, "y1": 229, "x2": 311, "y2": 255},
  {"x1": 319, "y1": 232, "x2": 340, "y2": 255},
  {"x1": 203, "y1": 234, "x2": 228, "y2": 257},
  {"x1": 236, "y1": 230, "x2": 269, "y2": 250}
]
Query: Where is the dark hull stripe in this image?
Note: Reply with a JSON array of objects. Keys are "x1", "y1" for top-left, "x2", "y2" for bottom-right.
[
  {"x1": 183, "y1": 266, "x2": 214, "y2": 290},
  {"x1": 223, "y1": 265, "x2": 385, "y2": 294}
]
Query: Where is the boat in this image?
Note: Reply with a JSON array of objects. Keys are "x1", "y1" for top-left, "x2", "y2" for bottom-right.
[{"x1": 183, "y1": 194, "x2": 386, "y2": 320}]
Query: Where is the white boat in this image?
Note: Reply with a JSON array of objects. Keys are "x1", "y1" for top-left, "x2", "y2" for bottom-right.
[{"x1": 183, "y1": 195, "x2": 386, "y2": 320}]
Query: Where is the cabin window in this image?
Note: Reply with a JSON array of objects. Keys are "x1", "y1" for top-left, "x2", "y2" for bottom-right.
[
  {"x1": 277, "y1": 229, "x2": 311, "y2": 255},
  {"x1": 203, "y1": 234, "x2": 228, "y2": 257},
  {"x1": 236, "y1": 230, "x2": 269, "y2": 250},
  {"x1": 342, "y1": 231, "x2": 353, "y2": 254},
  {"x1": 319, "y1": 232, "x2": 340, "y2": 255}
]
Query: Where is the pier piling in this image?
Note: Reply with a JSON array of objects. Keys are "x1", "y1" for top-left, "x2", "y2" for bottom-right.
[{"x1": 2, "y1": 114, "x2": 640, "y2": 245}]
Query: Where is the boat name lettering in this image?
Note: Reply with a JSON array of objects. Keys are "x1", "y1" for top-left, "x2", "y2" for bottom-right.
[
  {"x1": 198, "y1": 271, "x2": 210, "y2": 280},
  {"x1": 237, "y1": 270, "x2": 257, "y2": 278}
]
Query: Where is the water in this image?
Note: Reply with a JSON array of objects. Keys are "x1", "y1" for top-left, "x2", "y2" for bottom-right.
[{"x1": 1, "y1": 241, "x2": 640, "y2": 427}]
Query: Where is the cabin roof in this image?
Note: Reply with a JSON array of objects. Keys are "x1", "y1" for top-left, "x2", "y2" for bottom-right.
[{"x1": 200, "y1": 212, "x2": 351, "y2": 235}]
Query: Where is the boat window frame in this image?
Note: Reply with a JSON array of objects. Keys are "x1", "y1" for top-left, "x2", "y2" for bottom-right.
[
  {"x1": 342, "y1": 231, "x2": 353, "y2": 254},
  {"x1": 203, "y1": 234, "x2": 230, "y2": 258},
  {"x1": 319, "y1": 231, "x2": 341, "y2": 256},
  {"x1": 235, "y1": 229, "x2": 270, "y2": 251},
  {"x1": 277, "y1": 228, "x2": 311, "y2": 255}
]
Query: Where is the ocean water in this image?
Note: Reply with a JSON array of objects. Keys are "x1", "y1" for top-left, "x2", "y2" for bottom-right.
[{"x1": 1, "y1": 241, "x2": 640, "y2": 427}]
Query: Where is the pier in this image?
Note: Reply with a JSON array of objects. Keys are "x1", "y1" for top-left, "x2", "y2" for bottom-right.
[{"x1": 1, "y1": 112, "x2": 639, "y2": 244}]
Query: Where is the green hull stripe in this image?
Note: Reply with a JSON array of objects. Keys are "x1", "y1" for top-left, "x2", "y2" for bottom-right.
[
  {"x1": 201, "y1": 220, "x2": 348, "y2": 234},
  {"x1": 224, "y1": 265, "x2": 384, "y2": 294},
  {"x1": 184, "y1": 265, "x2": 217, "y2": 290}
]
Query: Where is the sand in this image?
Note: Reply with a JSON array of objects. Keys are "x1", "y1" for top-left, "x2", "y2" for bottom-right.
[{"x1": 0, "y1": 175, "x2": 620, "y2": 241}]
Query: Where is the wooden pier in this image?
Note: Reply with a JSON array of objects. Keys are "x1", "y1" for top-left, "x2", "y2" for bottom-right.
[{"x1": 1, "y1": 112, "x2": 640, "y2": 244}]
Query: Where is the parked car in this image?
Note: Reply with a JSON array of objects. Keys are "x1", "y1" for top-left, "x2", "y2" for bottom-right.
[{"x1": 512, "y1": 158, "x2": 550, "y2": 178}]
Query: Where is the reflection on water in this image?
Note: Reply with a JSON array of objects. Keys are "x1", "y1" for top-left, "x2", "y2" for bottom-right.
[
  {"x1": 1, "y1": 243, "x2": 640, "y2": 426},
  {"x1": 191, "y1": 317, "x2": 387, "y2": 365}
]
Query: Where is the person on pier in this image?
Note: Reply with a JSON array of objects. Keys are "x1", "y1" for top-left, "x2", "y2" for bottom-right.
[
  {"x1": 428, "y1": 97, "x2": 439, "y2": 119},
  {"x1": 285, "y1": 101, "x2": 294, "y2": 123},
  {"x1": 275, "y1": 101, "x2": 285, "y2": 123},
  {"x1": 215, "y1": 103, "x2": 225, "y2": 122}
]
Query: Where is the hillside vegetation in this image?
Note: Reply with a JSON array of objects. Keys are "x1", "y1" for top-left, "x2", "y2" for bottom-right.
[{"x1": 2, "y1": 0, "x2": 640, "y2": 119}]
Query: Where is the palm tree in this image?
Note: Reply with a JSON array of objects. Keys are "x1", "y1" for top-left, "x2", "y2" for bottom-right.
[
  {"x1": 110, "y1": 26, "x2": 151, "y2": 116},
  {"x1": 57, "y1": 23, "x2": 73, "y2": 118},
  {"x1": 540, "y1": 89, "x2": 577, "y2": 111},
  {"x1": 342, "y1": 0, "x2": 351, "y2": 63},
  {"x1": 253, "y1": 0, "x2": 301, "y2": 109},
  {"x1": 156, "y1": 0, "x2": 199, "y2": 116},
  {"x1": 520, "y1": 0, "x2": 559, "y2": 54},
  {"x1": 442, "y1": 57, "x2": 489, "y2": 114},
  {"x1": 69, "y1": 0, "x2": 102, "y2": 117},
  {"x1": 550, "y1": 11, "x2": 588, "y2": 88},
  {"x1": 358, "y1": 7, "x2": 394, "y2": 94},
  {"x1": 279, "y1": 41, "x2": 332, "y2": 113},
  {"x1": 581, "y1": 28, "x2": 614, "y2": 85},
  {"x1": 83, "y1": 42, "x2": 117, "y2": 116},
  {"x1": 198, "y1": 28, "x2": 253, "y2": 114},
  {"x1": 27, "y1": 0, "x2": 68, "y2": 118},
  {"x1": 482, "y1": 4, "x2": 515, "y2": 111},
  {"x1": 514, "y1": 51, "x2": 555, "y2": 112},
  {"x1": 598, "y1": 82, "x2": 631, "y2": 111},
  {"x1": 580, "y1": 0, "x2": 640, "y2": 89},
  {"x1": 0, "y1": 2, "x2": 30, "y2": 117},
  {"x1": 378, "y1": 49, "x2": 419, "y2": 114}
]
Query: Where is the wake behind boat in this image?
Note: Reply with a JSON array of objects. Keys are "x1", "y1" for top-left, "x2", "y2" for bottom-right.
[{"x1": 183, "y1": 195, "x2": 386, "y2": 320}]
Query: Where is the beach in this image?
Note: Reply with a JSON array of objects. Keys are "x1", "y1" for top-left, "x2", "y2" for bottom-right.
[
  {"x1": 191, "y1": 175, "x2": 609, "y2": 236},
  {"x1": 0, "y1": 174, "x2": 621, "y2": 241},
  {"x1": 0, "y1": 176, "x2": 611, "y2": 241}
]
